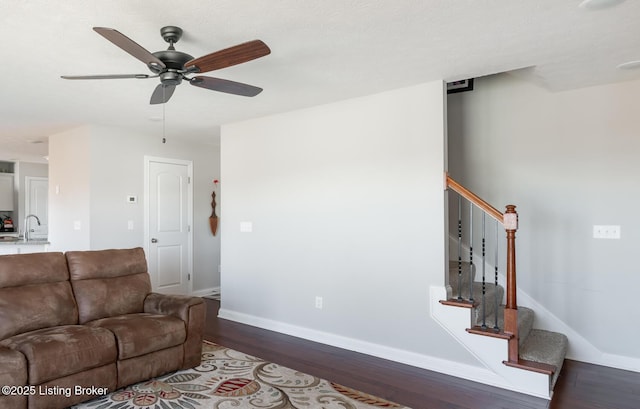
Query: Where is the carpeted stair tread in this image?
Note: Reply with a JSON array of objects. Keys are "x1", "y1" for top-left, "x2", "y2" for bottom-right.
[
  {"x1": 477, "y1": 306, "x2": 534, "y2": 346},
  {"x1": 472, "y1": 283, "x2": 503, "y2": 325},
  {"x1": 454, "y1": 282, "x2": 504, "y2": 321},
  {"x1": 519, "y1": 329, "x2": 568, "y2": 389},
  {"x1": 448, "y1": 260, "x2": 474, "y2": 292},
  {"x1": 448, "y1": 261, "x2": 504, "y2": 321}
]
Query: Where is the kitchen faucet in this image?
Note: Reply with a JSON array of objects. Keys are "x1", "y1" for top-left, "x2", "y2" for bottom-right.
[{"x1": 24, "y1": 214, "x2": 41, "y2": 241}]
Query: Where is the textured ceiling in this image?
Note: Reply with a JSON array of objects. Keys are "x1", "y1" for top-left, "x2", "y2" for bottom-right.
[{"x1": 1, "y1": 0, "x2": 639, "y2": 162}]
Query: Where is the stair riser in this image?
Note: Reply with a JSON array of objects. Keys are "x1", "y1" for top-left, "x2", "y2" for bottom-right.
[
  {"x1": 470, "y1": 284, "x2": 503, "y2": 324},
  {"x1": 478, "y1": 306, "x2": 535, "y2": 347}
]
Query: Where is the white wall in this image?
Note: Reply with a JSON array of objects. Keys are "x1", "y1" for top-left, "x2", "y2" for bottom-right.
[
  {"x1": 49, "y1": 126, "x2": 92, "y2": 251},
  {"x1": 48, "y1": 125, "x2": 220, "y2": 293},
  {"x1": 220, "y1": 81, "x2": 481, "y2": 366},
  {"x1": 448, "y1": 75, "x2": 640, "y2": 362}
]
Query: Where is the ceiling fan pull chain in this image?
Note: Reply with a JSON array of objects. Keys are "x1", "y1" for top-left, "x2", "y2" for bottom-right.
[{"x1": 162, "y1": 87, "x2": 167, "y2": 144}]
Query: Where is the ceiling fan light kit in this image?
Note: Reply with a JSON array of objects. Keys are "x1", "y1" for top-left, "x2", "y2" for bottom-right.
[{"x1": 61, "y1": 26, "x2": 271, "y2": 104}]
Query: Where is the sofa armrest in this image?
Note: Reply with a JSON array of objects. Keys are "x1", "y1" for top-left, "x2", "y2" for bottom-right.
[
  {"x1": 144, "y1": 293, "x2": 206, "y2": 369},
  {"x1": 144, "y1": 293, "x2": 203, "y2": 321},
  {"x1": 0, "y1": 346, "x2": 28, "y2": 409},
  {"x1": 0, "y1": 346, "x2": 27, "y2": 385}
]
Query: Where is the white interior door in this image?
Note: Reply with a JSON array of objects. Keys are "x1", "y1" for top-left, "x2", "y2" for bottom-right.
[
  {"x1": 25, "y1": 177, "x2": 48, "y2": 239},
  {"x1": 145, "y1": 157, "x2": 192, "y2": 295}
]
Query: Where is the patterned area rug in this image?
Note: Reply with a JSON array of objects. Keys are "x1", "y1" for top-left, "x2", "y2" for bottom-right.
[{"x1": 73, "y1": 341, "x2": 409, "y2": 408}]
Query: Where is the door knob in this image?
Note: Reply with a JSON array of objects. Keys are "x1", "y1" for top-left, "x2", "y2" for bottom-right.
[{"x1": 151, "y1": 238, "x2": 158, "y2": 243}]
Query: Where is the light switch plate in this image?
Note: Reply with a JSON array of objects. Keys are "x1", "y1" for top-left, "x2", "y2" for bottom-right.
[
  {"x1": 593, "y1": 225, "x2": 620, "y2": 239},
  {"x1": 240, "y1": 221, "x2": 253, "y2": 233}
]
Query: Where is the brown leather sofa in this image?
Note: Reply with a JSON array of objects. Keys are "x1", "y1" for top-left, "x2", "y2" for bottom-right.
[{"x1": 0, "y1": 247, "x2": 205, "y2": 409}]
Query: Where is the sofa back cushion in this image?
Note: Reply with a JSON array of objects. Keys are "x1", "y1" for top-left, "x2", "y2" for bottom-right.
[
  {"x1": 66, "y1": 247, "x2": 152, "y2": 324},
  {"x1": 0, "y1": 252, "x2": 78, "y2": 340}
]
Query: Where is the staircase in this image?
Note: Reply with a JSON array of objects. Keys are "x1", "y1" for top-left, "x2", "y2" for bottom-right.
[
  {"x1": 445, "y1": 261, "x2": 568, "y2": 389},
  {"x1": 436, "y1": 174, "x2": 568, "y2": 399}
]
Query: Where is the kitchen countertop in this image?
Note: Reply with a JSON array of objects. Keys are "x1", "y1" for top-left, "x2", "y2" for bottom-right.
[{"x1": 0, "y1": 237, "x2": 49, "y2": 245}]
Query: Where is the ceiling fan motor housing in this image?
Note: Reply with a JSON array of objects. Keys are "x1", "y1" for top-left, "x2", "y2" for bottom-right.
[
  {"x1": 151, "y1": 50, "x2": 194, "y2": 69},
  {"x1": 151, "y1": 49, "x2": 194, "y2": 85},
  {"x1": 151, "y1": 26, "x2": 193, "y2": 82}
]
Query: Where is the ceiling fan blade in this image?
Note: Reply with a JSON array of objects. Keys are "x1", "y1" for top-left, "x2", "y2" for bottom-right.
[
  {"x1": 93, "y1": 27, "x2": 166, "y2": 69},
  {"x1": 190, "y1": 76, "x2": 263, "y2": 97},
  {"x1": 61, "y1": 74, "x2": 151, "y2": 80},
  {"x1": 150, "y1": 84, "x2": 177, "y2": 104},
  {"x1": 185, "y1": 40, "x2": 270, "y2": 73}
]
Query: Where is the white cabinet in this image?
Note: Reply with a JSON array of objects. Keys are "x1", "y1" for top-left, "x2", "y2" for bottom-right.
[
  {"x1": 16, "y1": 244, "x2": 49, "y2": 254},
  {"x1": 0, "y1": 246, "x2": 18, "y2": 255},
  {"x1": 0, "y1": 243, "x2": 48, "y2": 255},
  {"x1": 0, "y1": 173, "x2": 15, "y2": 211}
]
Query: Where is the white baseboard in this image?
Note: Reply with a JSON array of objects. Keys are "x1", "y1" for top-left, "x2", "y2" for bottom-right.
[
  {"x1": 192, "y1": 286, "x2": 220, "y2": 297},
  {"x1": 217, "y1": 307, "x2": 503, "y2": 391}
]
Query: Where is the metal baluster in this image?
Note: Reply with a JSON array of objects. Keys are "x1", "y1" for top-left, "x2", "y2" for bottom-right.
[
  {"x1": 494, "y1": 221, "x2": 500, "y2": 332},
  {"x1": 469, "y1": 204, "x2": 474, "y2": 302},
  {"x1": 481, "y1": 213, "x2": 487, "y2": 329},
  {"x1": 457, "y1": 195, "x2": 463, "y2": 301}
]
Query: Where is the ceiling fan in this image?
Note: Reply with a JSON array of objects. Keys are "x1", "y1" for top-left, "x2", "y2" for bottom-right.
[{"x1": 61, "y1": 26, "x2": 271, "y2": 104}]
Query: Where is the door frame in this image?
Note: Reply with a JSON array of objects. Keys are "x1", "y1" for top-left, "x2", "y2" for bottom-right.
[
  {"x1": 143, "y1": 156, "x2": 194, "y2": 293},
  {"x1": 24, "y1": 176, "x2": 49, "y2": 239}
]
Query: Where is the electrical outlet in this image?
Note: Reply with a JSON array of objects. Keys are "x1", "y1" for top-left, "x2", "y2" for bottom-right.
[
  {"x1": 315, "y1": 296, "x2": 323, "y2": 309},
  {"x1": 593, "y1": 225, "x2": 621, "y2": 239}
]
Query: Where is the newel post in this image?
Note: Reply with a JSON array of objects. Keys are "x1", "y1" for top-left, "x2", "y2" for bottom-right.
[
  {"x1": 503, "y1": 204, "x2": 519, "y2": 362},
  {"x1": 504, "y1": 205, "x2": 518, "y2": 309}
]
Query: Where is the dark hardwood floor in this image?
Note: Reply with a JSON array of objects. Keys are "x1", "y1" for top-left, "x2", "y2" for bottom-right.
[{"x1": 203, "y1": 299, "x2": 640, "y2": 409}]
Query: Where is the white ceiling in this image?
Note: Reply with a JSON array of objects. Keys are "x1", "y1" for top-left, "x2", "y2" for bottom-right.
[{"x1": 1, "y1": 0, "x2": 639, "y2": 163}]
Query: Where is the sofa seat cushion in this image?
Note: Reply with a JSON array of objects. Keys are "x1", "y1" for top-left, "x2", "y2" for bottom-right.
[
  {"x1": 86, "y1": 313, "x2": 186, "y2": 360},
  {"x1": 0, "y1": 325, "x2": 116, "y2": 385}
]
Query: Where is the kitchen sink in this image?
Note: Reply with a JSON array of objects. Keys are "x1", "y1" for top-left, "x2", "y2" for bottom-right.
[{"x1": 0, "y1": 236, "x2": 20, "y2": 241}]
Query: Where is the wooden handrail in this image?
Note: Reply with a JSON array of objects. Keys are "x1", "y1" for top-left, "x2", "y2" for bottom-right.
[{"x1": 445, "y1": 174, "x2": 503, "y2": 223}]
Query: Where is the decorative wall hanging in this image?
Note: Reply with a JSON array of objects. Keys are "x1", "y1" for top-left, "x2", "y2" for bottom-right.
[{"x1": 209, "y1": 179, "x2": 219, "y2": 236}]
